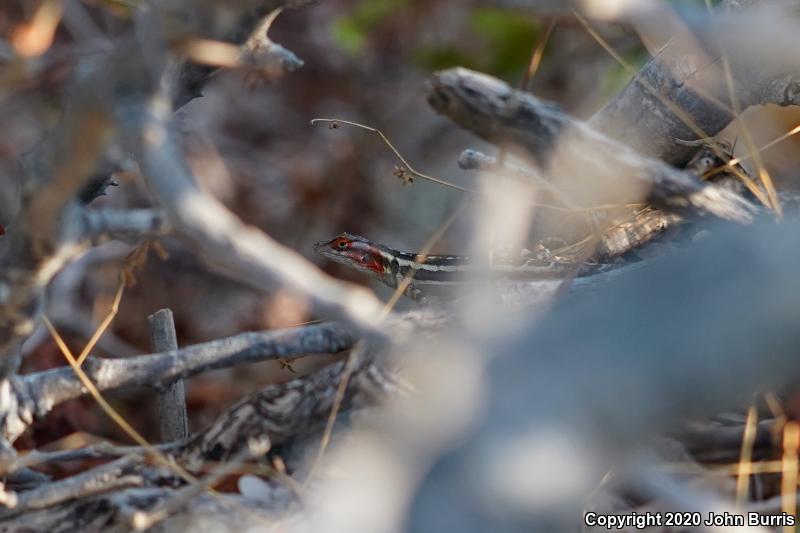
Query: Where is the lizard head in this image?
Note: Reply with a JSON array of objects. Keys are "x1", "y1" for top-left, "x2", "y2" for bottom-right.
[{"x1": 314, "y1": 233, "x2": 389, "y2": 277}]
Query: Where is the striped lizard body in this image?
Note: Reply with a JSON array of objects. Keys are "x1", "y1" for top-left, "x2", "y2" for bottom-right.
[{"x1": 314, "y1": 233, "x2": 599, "y2": 303}]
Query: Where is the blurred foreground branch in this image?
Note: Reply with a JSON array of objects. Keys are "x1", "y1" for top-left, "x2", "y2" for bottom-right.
[{"x1": 404, "y1": 216, "x2": 800, "y2": 532}]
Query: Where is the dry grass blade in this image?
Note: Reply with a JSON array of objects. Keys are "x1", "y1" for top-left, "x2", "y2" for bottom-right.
[
  {"x1": 76, "y1": 279, "x2": 125, "y2": 366},
  {"x1": 42, "y1": 316, "x2": 200, "y2": 486},
  {"x1": 764, "y1": 392, "x2": 786, "y2": 420},
  {"x1": 718, "y1": 50, "x2": 782, "y2": 216},
  {"x1": 735, "y1": 405, "x2": 758, "y2": 507},
  {"x1": 732, "y1": 125, "x2": 800, "y2": 167},
  {"x1": 781, "y1": 422, "x2": 799, "y2": 531},
  {"x1": 702, "y1": 125, "x2": 800, "y2": 181},
  {"x1": 302, "y1": 343, "x2": 362, "y2": 489},
  {"x1": 497, "y1": 17, "x2": 557, "y2": 165},
  {"x1": 520, "y1": 18, "x2": 557, "y2": 91},
  {"x1": 662, "y1": 460, "x2": 783, "y2": 476}
]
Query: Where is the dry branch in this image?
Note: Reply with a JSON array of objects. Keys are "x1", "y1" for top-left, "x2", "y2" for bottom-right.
[
  {"x1": 590, "y1": 1, "x2": 800, "y2": 166},
  {"x1": 79, "y1": 208, "x2": 170, "y2": 245},
  {"x1": 0, "y1": 456, "x2": 146, "y2": 518},
  {"x1": 3, "y1": 442, "x2": 179, "y2": 475},
  {"x1": 8, "y1": 308, "x2": 444, "y2": 451},
  {"x1": 170, "y1": 0, "x2": 313, "y2": 107},
  {"x1": 6, "y1": 322, "x2": 354, "y2": 442},
  {"x1": 429, "y1": 68, "x2": 755, "y2": 224},
  {"x1": 149, "y1": 309, "x2": 189, "y2": 443},
  {"x1": 457, "y1": 149, "x2": 684, "y2": 258}
]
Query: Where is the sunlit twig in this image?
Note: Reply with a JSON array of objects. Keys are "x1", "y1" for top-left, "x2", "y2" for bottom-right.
[
  {"x1": 735, "y1": 405, "x2": 758, "y2": 507},
  {"x1": 76, "y1": 279, "x2": 125, "y2": 366},
  {"x1": 781, "y1": 422, "x2": 799, "y2": 532},
  {"x1": 12, "y1": 0, "x2": 62, "y2": 58}
]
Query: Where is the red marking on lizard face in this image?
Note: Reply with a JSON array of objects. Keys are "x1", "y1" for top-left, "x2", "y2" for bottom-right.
[{"x1": 315, "y1": 234, "x2": 385, "y2": 275}]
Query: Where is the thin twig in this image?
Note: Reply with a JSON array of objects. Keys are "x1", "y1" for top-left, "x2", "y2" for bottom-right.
[
  {"x1": 1, "y1": 442, "x2": 180, "y2": 474},
  {"x1": 735, "y1": 405, "x2": 758, "y2": 507},
  {"x1": 6, "y1": 455, "x2": 143, "y2": 514},
  {"x1": 781, "y1": 422, "x2": 799, "y2": 527},
  {"x1": 311, "y1": 118, "x2": 481, "y2": 195},
  {"x1": 76, "y1": 279, "x2": 124, "y2": 366},
  {"x1": 718, "y1": 46, "x2": 782, "y2": 216},
  {"x1": 312, "y1": 118, "x2": 638, "y2": 214}
]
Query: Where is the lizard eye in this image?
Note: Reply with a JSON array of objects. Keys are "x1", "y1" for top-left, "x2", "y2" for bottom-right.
[{"x1": 335, "y1": 238, "x2": 348, "y2": 250}]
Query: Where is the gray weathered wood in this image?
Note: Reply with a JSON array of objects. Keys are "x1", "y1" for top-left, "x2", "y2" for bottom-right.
[
  {"x1": 148, "y1": 309, "x2": 189, "y2": 442},
  {"x1": 589, "y1": 0, "x2": 800, "y2": 165},
  {"x1": 7, "y1": 321, "x2": 355, "y2": 442},
  {"x1": 429, "y1": 68, "x2": 755, "y2": 226}
]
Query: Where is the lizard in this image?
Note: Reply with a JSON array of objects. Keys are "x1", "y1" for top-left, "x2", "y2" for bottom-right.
[
  {"x1": 314, "y1": 233, "x2": 604, "y2": 304},
  {"x1": 316, "y1": 139, "x2": 751, "y2": 304}
]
